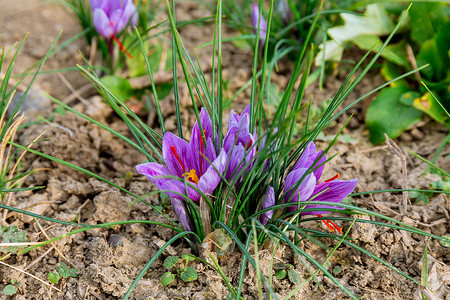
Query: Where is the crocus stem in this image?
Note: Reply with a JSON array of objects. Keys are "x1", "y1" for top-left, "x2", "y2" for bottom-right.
[
  {"x1": 112, "y1": 34, "x2": 133, "y2": 59},
  {"x1": 107, "y1": 38, "x2": 114, "y2": 67}
]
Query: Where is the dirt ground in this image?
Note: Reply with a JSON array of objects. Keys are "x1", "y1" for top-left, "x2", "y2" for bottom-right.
[{"x1": 0, "y1": 1, "x2": 449, "y2": 299}]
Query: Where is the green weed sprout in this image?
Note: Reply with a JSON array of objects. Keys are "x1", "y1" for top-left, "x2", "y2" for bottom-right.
[
  {"x1": 2, "y1": 278, "x2": 21, "y2": 296},
  {"x1": 47, "y1": 262, "x2": 78, "y2": 284},
  {"x1": 161, "y1": 254, "x2": 198, "y2": 286}
]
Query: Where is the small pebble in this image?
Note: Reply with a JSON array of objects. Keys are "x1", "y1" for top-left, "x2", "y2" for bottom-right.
[{"x1": 108, "y1": 234, "x2": 124, "y2": 248}]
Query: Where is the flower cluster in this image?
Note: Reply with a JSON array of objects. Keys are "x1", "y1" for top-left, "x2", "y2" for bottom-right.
[
  {"x1": 259, "y1": 142, "x2": 358, "y2": 232},
  {"x1": 137, "y1": 106, "x2": 357, "y2": 232}
]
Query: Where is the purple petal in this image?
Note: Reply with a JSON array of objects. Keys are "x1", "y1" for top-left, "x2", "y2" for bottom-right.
[
  {"x1": 284, "y1": 167, "x2": 316, "y2": 212},
  {"x1": 251, "y1": 3, "x2": 267, "y2": 41},
  {"x1": 93, "y1": 9, "x2": 114, "y2": 38},
  {"x1": 224, "y1": 144, "x2": 246, "y2": 181},
  {"x1": 108, "y1": 0, "x2": 123, "y2": 12},
  {"x1": 163, "y1": 132, "x2": 195, "y2": 178},
  {"x1": 228, "y1": 104, "x2": 250, "y2": 132},
  {"x1": 242, "y1": 103, "x2": 251, "y2": 116},
  {"x1": 109, "y1": 9, "x2": 124, "y2": 33},
  {"x1": 223, "y1": 126, "x2": 254, "y2": 154},
  {"x1": 293, "y1": 142, "x2": 325, "y2": 181},
  {"x1": 159, "y1": 178, "x2": 201, "y2": 204},
  {"x1": 136, "y1": 162, "x2": 171, "y2": 188},
  {"x1": 260, "y1": 186, "x2": 275, "y2": 225},
  {"x1": 191, "y1": 108, "x2": 217, "y2": 171},
  {"x1": 90, "y1": 0, "x2": 103, "y2": 10},
  {"x1": 115, "y1": 0, "x2": 137, "y2": 33},
  {"x1": 312, "y1": 178, "x2": 358, "y2": 203},
  {"x1": 170, "y1": 196, "x2": 192, "y2": 231},
  {"x1": 278, "y1": 0, "x2": 290, "y2": 22},
  {"x1": 197, "y1": 149, "x2": 227, "y2": 195},
  {"x1": 300, "y1": 178, "x2": 358, "y2": 215}
]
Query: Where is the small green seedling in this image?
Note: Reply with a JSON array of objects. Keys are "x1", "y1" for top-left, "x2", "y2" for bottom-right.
[
  {"x1": 48, "y1": 262, "x2": 78, "y2": 284},
  {"x1": 161, "y1": 254, "x2": 198, "y2": 286},
  {"x1": 154, "y1": 192, "x2": 172, "y2": 215},
  {"x1": 2, "y1": 279, "x2": 21, "y2": 295},
  {"x1": 273, "y1": 262, "x2": 301, "y2": 284},
  {"x1": 0, "y1": 225, "x2": 28, "y2": 254}
]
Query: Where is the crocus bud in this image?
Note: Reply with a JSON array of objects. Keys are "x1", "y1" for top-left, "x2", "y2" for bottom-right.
[
  {"x1": 91, "y1": 0, "x2": 138, "y2": 39},
  {"x1": 260, "y1": 186, "x2": 275, "y2": 225},
  {"x1": 251, "y1": 3, "x2": 268, "y2": 44},
  {"x1": 278, "y1": 0, "x2": 291, "y2": 23}
]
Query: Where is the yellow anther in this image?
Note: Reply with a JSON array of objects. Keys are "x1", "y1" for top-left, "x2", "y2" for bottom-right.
[{"x1": 183, "y1": 169, "x2": 199, "y2": 184}]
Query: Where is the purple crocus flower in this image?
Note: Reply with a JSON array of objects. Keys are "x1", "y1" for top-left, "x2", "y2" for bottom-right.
[
  {"x1": 285, "y1": 141, "x2": 358, "y2": 232},
  {"x1": 136, "y1": 108, "x2": 227, "y2": 230},
  {"x1": 258, "y1": 142, "x2": 357, "y2": 230},
  {"x1": 91, "y1": 0, "x2": 138, "y2": 39},
  {"x1": 223, "y1": 104, "x2": 257, "y2": 181},
  {"x1": 251, "y1": 3, "x2": 268, "y2": 44},
  {"x1": 277, "y1": 0, "x2": 291, "y2": 23}
]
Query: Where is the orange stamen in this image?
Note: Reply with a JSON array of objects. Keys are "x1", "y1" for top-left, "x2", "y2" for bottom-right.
[
  {"x1": 318, "y1": 214, "x2": 342, "y2": 233},
  {"x1": 170, "y1": 146, "x2": 185, "y2": 173},
  {"x1": 112, "y1": 34, "x2": 133, "y2": 59},
  {"x1": 182, "y1": 169, "x2": 199, "y2": 184},
  {"x1": 323, "y1": 173, "x2": 340, "y2": 183}
]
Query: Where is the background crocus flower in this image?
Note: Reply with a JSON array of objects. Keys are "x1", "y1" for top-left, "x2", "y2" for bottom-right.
[
  {"x1": 259, "y1": 186, "x2": 275, "y2": 225},
  {"x1": 136, "y1": 109, "x2": 226, "y2": 230},
  {"x1": 91, "y1": 0, "x2": 137, "y2": 39},
  {"x1": 277, "y1": 0, "x2": 291, "y2": 23},
  {"x1": 285, "y1": 141, "x2": 358, "y2": 232},
  {"x1": 91, "y1": 0, "x2": 137, "y2": 58},
  {"x1": 251, "y1": 3, "x2": 268, "y2": 44}
]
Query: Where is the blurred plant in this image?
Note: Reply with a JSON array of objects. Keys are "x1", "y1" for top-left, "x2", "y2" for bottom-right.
[
  {"x1": 2, "y1": 278, "x2": 21, "y2": 296},
  {"x1": 317, "y1": 2, "x2": 450, "y2": 144},
  {"x1": 59, "y1": 0, "x2": 173, "y2": 108},
  {"x1": 161, "y1": 254, "x2": 198, "y2": 286},
  {"x1": 221, "y1": 0, "x2": 345, "y2": 88},
  {"x1": 0, "y1": 37, "x2": 48, "y2": 226}
]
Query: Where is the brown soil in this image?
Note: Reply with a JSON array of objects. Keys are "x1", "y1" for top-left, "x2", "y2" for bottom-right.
[{"x1": 1, "y1": 1, "x2": 449, "y2": 300}]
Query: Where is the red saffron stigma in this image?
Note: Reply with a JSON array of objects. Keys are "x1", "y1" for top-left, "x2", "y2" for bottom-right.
[
  {"x1": 170, "y1": 146, "x2": 185, "y2": 173},
  {"x1": 247, "y1": 139, "x2": 253, "y2": 150},
  {"x1": 317, "y1": 214, "x2": 342, "y2": 233},
  {"x1": 323, "y1": 173, "x2": 340, "y2": 183},
  {"x1": 112, "y1": 35, "x2": 133, "y2": 59}
]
